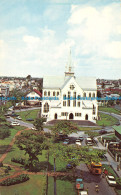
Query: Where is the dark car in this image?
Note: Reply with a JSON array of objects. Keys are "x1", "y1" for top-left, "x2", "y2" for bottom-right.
[
  {"x1": 10, "y1": 113, "x2": 19, "y2": 117},
  {"x1": 26, "y1": 118, "x2": 34, "y2": 121},
  {"x1": 79, "y1": 136, "x2": 84, "y2": 141},
  {"x1": 66, "y1": 164, "x2": 73, "y2": 169},
  {"x1": 99, "y1": 130, "x2": 107, "y2": 135}
]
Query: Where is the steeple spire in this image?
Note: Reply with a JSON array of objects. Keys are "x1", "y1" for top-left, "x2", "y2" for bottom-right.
[{"x1": 65, "y1": 49, "x2": 74, "y2": 77}]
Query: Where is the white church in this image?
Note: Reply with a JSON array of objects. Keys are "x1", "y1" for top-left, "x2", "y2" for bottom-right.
[{"x1": 42, "y1": 52, "x2": 98, "y2": 123}]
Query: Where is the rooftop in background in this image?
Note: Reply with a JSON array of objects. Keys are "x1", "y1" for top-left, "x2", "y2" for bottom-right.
[{"x1": 113, "y1": 126, "x2": 121, "y2": 134}]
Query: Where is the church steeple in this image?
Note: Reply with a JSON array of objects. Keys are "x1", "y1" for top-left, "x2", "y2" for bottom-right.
[{"x1": 65, "y1": 49, "x2": 74, "y2": 77}]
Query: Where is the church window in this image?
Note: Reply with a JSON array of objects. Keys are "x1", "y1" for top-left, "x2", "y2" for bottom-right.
[
  {"x1": 83, "y1": 92, "x2": 86, "y2": 97},
  {"x1": 48, "y1": 91, "x2": 50, "y2": 96},
  {"x1": 67, "y1": 100, "x2": 70, "y2": 107},
  {"x1": 73, "y1": 100, "x2": 76, "y2": 107},
  {"x1": 77, "y1": 95, "x2": 81, "y2": 100},
  {"x1": 77, "y1": 102, "x2": 80, "y2": 107},
  {"x1": 63, "y1": 94, "x2": 66, "y2": 100},
  {"x1": 44, "y1": 103, "x2": 49, "y2": 113},
  {"x1": 63, "y1": 101, "x2": 66, "y2": 106},
  {"x1": 44, "y1": 91, "x2": 47, "y2": 96},
  {"x1": 93, "y1": 93, "x2": 95, "y2": 98}
]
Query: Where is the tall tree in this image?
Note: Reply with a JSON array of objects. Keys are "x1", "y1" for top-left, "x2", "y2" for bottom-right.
[
  {"x1": 33, "y1": 118, "x2": 45, "y2": 131},
  {"x1": 15, "y1": 131, "x2": 46, "y2": 171}
]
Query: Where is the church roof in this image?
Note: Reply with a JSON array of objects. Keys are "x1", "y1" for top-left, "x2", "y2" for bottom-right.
[{"x1": 43, "y1": 75, "x2": 97, "y2": 90}]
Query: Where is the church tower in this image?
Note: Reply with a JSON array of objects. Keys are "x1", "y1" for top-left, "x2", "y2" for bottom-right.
[{"x1": 65, "y1": 49, "x2": 74, "y2": 77}]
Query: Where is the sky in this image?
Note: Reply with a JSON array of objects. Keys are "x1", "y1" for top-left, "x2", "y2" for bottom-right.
[{"x1": 0, "y1": 0, "x2": 121, "y2": 79}]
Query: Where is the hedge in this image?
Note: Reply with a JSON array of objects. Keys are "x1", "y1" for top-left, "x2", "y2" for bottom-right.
[{"x1": 0, "y1": 174, "x2": 29, "y2": 186}]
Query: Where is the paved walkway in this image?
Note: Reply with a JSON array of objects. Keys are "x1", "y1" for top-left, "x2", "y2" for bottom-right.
[{"x1": 94, "y1": 135, "x2": 121, "y2": 178}]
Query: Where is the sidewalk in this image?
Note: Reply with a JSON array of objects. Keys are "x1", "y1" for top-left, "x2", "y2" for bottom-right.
[{"x1": 95, "y1": 136, "x2": 121, "y2": 178}]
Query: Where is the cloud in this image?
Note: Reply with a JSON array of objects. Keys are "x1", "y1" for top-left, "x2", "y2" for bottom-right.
[{"x1": 67, "y1": 3, "x2": 121, "y2": 59}]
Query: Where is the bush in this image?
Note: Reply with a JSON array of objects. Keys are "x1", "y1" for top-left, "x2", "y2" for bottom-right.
[
  {"x1": 0, "y1": 174, "x2": 29, "y2": 186},
  {"x1": 0, "y1": 126, "x2": 10, "y2": 139},
  {"x1": 4, "y1": 169, "x2": 9, "y2": 174},
  {"x1": 0, "y1": 162, "x2": 3, "y2": 167},
  {"x1": 11, "y1": 157, "x2": 25, "y2": 165},
  {"x1": 116, "y1": 178, "x2": 121, "y2": 189},
  {"x1": 7, "y1": 166, "x2": 11, "y2": 170}
]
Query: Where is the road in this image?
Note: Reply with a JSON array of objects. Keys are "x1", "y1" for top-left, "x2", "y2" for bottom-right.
[
  {"x1": 99, "y1": 111, "x2": 121, "y2": 124},
  {"x1": 76, "y1": 163, "x2": 116, "y2": 195}
]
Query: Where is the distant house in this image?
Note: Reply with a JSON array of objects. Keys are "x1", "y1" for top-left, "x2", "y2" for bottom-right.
[
  {"x1": 113, "y1": 126, "x2": 121, "y2": 140},
  {"x1": 26, "y1": 89, "x2": 42, "y2": 106}
]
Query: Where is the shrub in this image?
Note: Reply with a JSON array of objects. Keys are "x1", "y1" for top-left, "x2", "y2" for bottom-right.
[
  {"x1": 0, "y1": 174, "x2": 29, "y2": 186},
  {"x1": 0, "y1": 126, "x2": 10, "y2": 139},
  {"x1": 11, "y1": 157, "x2": 25, "y2": 165},
  {"x1": 7, "y1": 166, "x2": 11, "y2": 170},
  {"x1": 0, "y1": 162, "x2": 3, "y2": 167},
  {"x1": 4, "y1": 169, "x2": 9, "y2": 174}
]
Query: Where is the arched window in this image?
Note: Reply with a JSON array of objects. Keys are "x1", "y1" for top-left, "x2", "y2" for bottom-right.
[
  {"x1": 53, "y1": 91, "x2": 55, "y2": 96},
  {"x1": 83, "y1": 92, "x2": 86, "y2": 97},
  {"x1": 48, "y1": 91, "x2": 50, "y2": 96},
  {"x1": 44, "y1": 103, "x2": 49, "y2": 113},
  {"x1": 93, "y1": 93, "x2": 95, "y2": 98},
  {"x1": 44, "y1": 91, "x2": 47, "y2": 96},
  {"x1": 89, "y1": 93, "x2": 91, "y2": 97},
  {"x1": 63, "y1": 94, "x2": 66, "y2": 100},
  {"x1": 77, "y1": 95, "x2": 81, "y2": 100}
]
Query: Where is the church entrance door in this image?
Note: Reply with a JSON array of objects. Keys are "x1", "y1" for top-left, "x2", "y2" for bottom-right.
[
  {"x1": 54, "y1": 113, "x2": 57, "y2": 119},
  {"x1": 69, "y1": 113, "x2": 74, "y2": 120}
]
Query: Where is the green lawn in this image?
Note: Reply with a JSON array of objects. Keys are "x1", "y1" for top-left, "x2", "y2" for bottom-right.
[
  {"x1": 0, "y1": 175, "x2": 46, "y2": 195},
  {"x1": 48, "y1": 176, "x2": 76, "y2": 195},
  {"x1": 0, "y1": 126, "x2": 25, "y2": 158},
  {"x1": 49, "y1": 154, "x2": 67, "y2": 172},
  {"x1": 17, "y1": 109, "x2": 40, "y2": 123},
  {"x1": 99, "y1": 106, "x2": 121, "y2": 114},
  {"x1": 97, "y1": 113, "x2": 118, "y2": 126}
]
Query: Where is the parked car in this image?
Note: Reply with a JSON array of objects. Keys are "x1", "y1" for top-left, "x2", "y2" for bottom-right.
[
  {"x1": 16, "y1": 116, "x2": 22, "y2": 120},
  {"x1": 66, "y1": 163, "x2": 73, "y2": 169},
  {"x1": 75, "y1": 139, "x2": 81, "y2": 146},
  {"x1": 10, "y1": 113, "x2": 19, "y2": 117},
  {"x1": 26, "y1": 118, "x2": 34, "y2": 121},
  {"x1": 10, "y1": 121, "x2": 20, "y2": 126},
  {"x1": 31, "y1": 126, "x2": 37, "y2": 131},
  {"x1": 79, "y1": 136, "x2": 84, "y2": 141},
  {"x1": 99, "y1": 130, "x2": 107, "y2": 135},
  {"x1": 63, "y1": 138, "x2": 69, "y2": 145},
  {"x1": 106, "y1": 175, "x2": 117, "y2": 186},
  {"x1": 76, "y1": 178, "x2": 84, "y2": 190},
  {"x1": 79, "y1": 191, "x2": 88, "y2": 195},
  {"x1": 86, "y1": 138, "x2": 93, "y2": 146}
]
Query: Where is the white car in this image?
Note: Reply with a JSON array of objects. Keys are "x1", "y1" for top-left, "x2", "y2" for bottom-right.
[
  {"x1": 106, "y1": 175, "x2": 117, "y2": 186},
  {"x1": 76, "y1": 139, "x2": 81, "y2": 146},
  {"x1": 31, "y1": 127, "x2": 37, "y2": 131},
  {"x1": 16, "y1": 116, "x2": 22, "y2": 120},
  {"x1": 79, "y1": 191, "x2": 88, "y2": 195},
  {"x1": 11, "y1": 121, "x2": 20, "y2": 126}
]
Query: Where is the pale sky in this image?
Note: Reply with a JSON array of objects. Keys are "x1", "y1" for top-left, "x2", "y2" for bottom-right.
[{"x1": 0, "y1": 0, "x2": 121, "y2": 79}]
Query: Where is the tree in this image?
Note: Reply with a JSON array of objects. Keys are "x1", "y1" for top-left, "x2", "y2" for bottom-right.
[
  {"x1": 15, "y1": 131, "x2": 46, "y2": 171},
  {"x1": 51, "y1": 121, "x2": 80, "y2": 139},
  {"x1": 10, "y1": 89, "x2": 26, "y2": 108},
  {"x1": 33, "y1": 118, "x2": 45, "y2": 131},
  {"x1": 97, "y1": 91, "x2": 101, "y2": 98}
]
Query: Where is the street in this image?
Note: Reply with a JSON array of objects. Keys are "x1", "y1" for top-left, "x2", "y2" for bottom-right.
[{"x1": 76, "y1": 163, "x2": 116, "y2": 195}]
